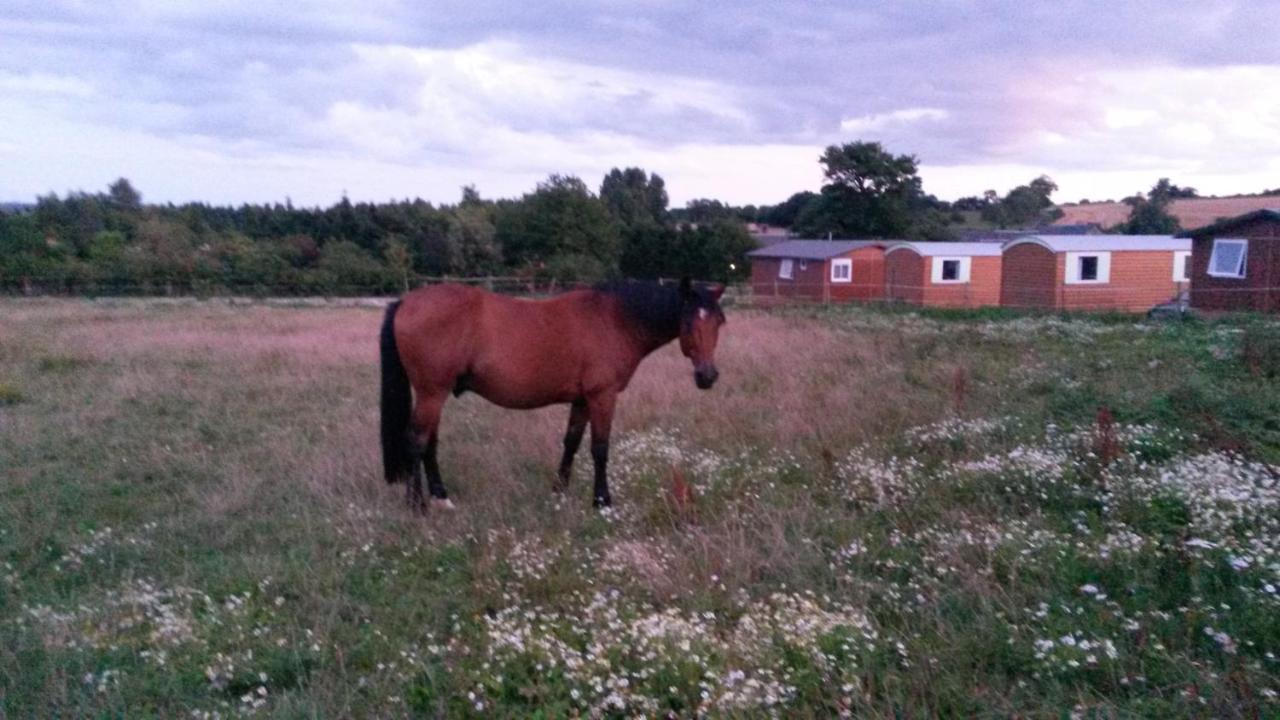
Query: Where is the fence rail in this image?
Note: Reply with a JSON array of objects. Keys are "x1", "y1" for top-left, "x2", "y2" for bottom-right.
[{"x1": 747, "y1": 279, "x2": 1280, "y2": 313}]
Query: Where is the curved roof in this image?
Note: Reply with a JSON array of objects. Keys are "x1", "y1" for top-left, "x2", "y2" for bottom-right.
[
  {"x1": 885, "y1": 241, "x2": 1003, "y2": 257},
  {"x1": 746, "y1": 239, "x2": 886, "y2": 260},
  {"x1": 1002, "y1": 235, "x2": 1189, "y2": 253}
]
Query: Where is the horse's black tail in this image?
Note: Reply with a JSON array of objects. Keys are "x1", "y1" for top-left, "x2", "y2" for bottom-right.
[{"x1": 380, "y1": 300, "x2": 413, "y2": 484}]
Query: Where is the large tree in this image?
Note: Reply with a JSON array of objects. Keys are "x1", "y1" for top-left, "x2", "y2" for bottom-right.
[
  {"x1": 981, "y1": 175, "x2": 1059, "y2": 228},
  {"x1": 792, "y1": 141, "x2": 931, "y2": 238},
  {"x1": 1115, "y1": 178, "x2": 1183, "y2": 235},
  {"x1": 496, "y1": 174, "x2": 621, "y2": 280},
  {"x1": 759, "y1": 191, "x2": 818, "y2": 228},
  {"x1": 599, "y1": 168, "x2": 668, "y2": 228}
]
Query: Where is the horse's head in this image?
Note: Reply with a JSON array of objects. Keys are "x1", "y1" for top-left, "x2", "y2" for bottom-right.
[{"x1": 677, "y1": 277, "x2": 726, "y2": 390}]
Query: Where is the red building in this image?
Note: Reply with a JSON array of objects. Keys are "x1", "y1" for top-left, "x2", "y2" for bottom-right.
[
  {"x1": 748, "y1": 240, "x2": 887, "y2": 302},
  {"x1": 884, "y1": 242, "x2": 1004, "y2": 308},
  {"x1": 1182, "y1": 209, "x2": 1280, "y2": 313},
  {"x1": 1000, "y1": 236, "x2": 1191, "y2": 312}
]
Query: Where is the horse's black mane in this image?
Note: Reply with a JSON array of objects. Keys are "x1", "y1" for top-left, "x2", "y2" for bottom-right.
[{"x1": 594, "y1": 280, "x2": 684, "y2": 340}]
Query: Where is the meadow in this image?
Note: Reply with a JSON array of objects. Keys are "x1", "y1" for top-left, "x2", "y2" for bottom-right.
[{"x1": 1, "y1": 296, "x2": 1278, "y2": 718}]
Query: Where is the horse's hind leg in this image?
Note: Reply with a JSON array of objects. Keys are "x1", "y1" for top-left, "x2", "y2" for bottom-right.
[
  {"x1": 587, "y1": 391, "x2": 617, "y2": 509},
  {"x1": 556, "y1": 399, "x2": 588, "y2": 492},
  {"x1": 409, "y1": 392, "x2": 452, "y2": 512}
]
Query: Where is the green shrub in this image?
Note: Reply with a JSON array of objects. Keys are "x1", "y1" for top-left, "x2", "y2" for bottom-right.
[{"x1": 1240, "y1": 323, "x2": 1280, "y2": 378}]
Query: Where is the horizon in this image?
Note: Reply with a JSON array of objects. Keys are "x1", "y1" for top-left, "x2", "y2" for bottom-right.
[{"x1": 3, "y1": 2, "x2": 1279, "y2": 208}]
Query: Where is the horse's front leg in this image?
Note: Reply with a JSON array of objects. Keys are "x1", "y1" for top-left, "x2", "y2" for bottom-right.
[
  {"x1": 556, "y1": 399, "x2": 589, "y2": 492},
  {"x1": 587, "y1": 391, "x2": 617, "y2": 508}
]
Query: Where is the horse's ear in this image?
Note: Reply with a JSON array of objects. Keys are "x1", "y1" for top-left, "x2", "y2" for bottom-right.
[
  {"x1": 678, "y1": 276, "x2": 694, "y2": 300},
  {"x1": 708, "y1": 284, "x2": 725, "y2": 302}
]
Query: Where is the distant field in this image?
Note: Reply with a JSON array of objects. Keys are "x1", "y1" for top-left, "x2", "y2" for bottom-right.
[
  {"x1": 2, "y1": 298, "x2": 1279, "y2": 717},
  {"x1": 1056, "y1": 196, "x2": 1280, "y2": 231}
]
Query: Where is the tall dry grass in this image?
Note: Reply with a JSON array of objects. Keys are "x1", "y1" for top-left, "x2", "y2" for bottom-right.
[{"x1": 7, "y1": 297, "x2": 1273, "y2": 717}]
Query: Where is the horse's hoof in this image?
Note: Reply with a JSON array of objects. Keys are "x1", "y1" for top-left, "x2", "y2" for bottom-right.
[
  {"x1": 592, "y1": 495, "x2": 613, "y2": 509},
  {"x1": 431, "y1": 497, "x2": 456, "y2": 511}
]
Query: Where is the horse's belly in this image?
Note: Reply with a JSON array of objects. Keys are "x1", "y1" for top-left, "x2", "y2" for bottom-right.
[
  {"x1": 466, "y1": 360, "x2": 581, "y2": 409},
  {"x1": 471, "y1": 379, "x2": 577, "y2": 409}
]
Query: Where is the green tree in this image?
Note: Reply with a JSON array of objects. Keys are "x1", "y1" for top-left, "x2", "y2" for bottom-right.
[
  {"x1": 793, "y1": 141, "x2": 925, "y2": 238},
  {"x1": 313, "y1": 240, "x2": 390, "y2": 293},
  {"x1": 382, "y1": 236, "x2": 414, "y2": 291},
  {"x1": 683, "y1": 220, "x2": 757, "y2": 282},
  {"x1": 600, "y1": 168, "x2": 668, "y2": 228},
  {"x1": 1115, "y1": 178, "x2": 1183, "y2": 235},
  {"x1": 497, "y1": 174, "x2": 620, "y2": 280},
  {"x1": 107, "y1": 178, "x2": 142, "y2": 211},
  {"x1": 759, "y1": 191, "x2": 818, "y2": 228},
  {"x1": 981, "y1": 175, "x2": 1058, "y2": 228},
  {"x1": 679, "y1": 199, "x2": 735, "y2": 225},
  {"x1": 447, "y1": 204, "x2": 501, "y2": 276},
  {"x1": 619, "y1": 222, "x2": 678, "y2": 279},
  {"x1": 0, "y1": 213, "x2": 56, "y2": 286}
]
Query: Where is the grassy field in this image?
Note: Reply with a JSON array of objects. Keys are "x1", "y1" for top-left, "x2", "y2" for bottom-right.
[{"x1": 2, "y1": 297, "x2": 1279, "y2": 718}]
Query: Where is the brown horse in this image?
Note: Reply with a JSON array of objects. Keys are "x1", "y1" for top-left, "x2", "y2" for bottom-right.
[{"x1": 380, "y1": 278, "x2": 725, "y2": 510}]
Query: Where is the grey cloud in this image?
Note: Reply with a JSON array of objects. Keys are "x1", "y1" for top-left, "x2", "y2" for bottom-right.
[{"x1": 2, "y1": 1, "x2": 1279, "y2": 200}]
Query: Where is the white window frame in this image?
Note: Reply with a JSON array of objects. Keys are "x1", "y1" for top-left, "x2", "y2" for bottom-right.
[
  {"x1": 931, "y1": 256, "x2": 971, "y2": 284},
  {"x1": 778, "y1": 258, "x2": 794, "y2": 280},
  {"x1": 1065, "y1": 251, "x2": 1111, "y2": 284},
  {"x1": 1207, "y1": 239, "x2": 1248, "y2": 279},
  {"x1": 1173, "y1": 250, "x2": 1191, "y2": 282},
  {"x1": 830, "y1": 258, "x2": 852, "y2": 283}
]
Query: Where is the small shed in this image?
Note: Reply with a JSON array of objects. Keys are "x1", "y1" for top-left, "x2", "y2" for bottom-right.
[
  {"x1": 884, "y1": 242, "x2": 1003, "y2": 308},
  {"x1": 1000, "y1": 235, "x2": 1191, "y2": 312},
  {"x1": 748, "y1": 240, "x2": 887, "y2": 302},
  {"x1": 1181, "y1": 209, "x2": 1280, "y2": 313}
]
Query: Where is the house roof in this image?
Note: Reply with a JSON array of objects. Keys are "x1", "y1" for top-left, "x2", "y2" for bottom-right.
[
  {"x1": 746, "y1": 239, "x2": 885, "y2": 260},
  {"x1": 1177, "y1": 209, "x2": 1280, "y2": 238},
  {"x1": 1003, "y1": 235, "x2": 1190, "y2": 253},
  {"x1": 885, "y1": 241, "x2": 1004, "y2": 257}
]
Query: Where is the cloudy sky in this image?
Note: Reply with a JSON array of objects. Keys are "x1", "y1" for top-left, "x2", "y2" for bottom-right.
[{"x1": 2, "y1": 1, "x2": 1279, "y2": 208}]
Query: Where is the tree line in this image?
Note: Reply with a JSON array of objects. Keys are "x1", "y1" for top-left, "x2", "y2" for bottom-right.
[
  {"x1": 0, "y1": 171, "x2": 755, "y2": 294},
  {"x1": 0, "y1": 138, "x2": 1212, "y2": 295}
]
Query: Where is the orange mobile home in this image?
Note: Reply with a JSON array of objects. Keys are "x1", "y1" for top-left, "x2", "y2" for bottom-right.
[
  {"x1": 884, "y1": 242, "x2": 1003, "y2": 308},
  {"x1": 1000, "y1": 236, "x2": 1191, "y2": 312}
]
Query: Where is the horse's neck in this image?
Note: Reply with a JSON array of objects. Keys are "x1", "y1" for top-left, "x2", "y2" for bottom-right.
[{"x1": 596, "y1": 289, "x2": 680, "y2": 360}]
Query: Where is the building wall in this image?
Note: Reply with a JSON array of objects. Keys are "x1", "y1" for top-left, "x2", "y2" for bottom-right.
[
  {"x1": 884, "y1": 250, "x2": 924, "y2": 305},
  {"x1": 922, "y1": 256, "x2": 1003, "y2": 308},
  {"x1": 1058, "y1": 251, "x2": 1185, "y2": 312},
  {"x1": 750, "y1": 256, "x2": 827, "y2": 300},
  {"x1": 1000, "y1": 243, "x2": 1058, "y2": 309},
  {"x1": 1190, "y1": 218, "x2": 1280, "y2": 313},
  {"x1": 828, "y1": 246, "x2": 886, "y2": 302},
  {"x1": 884, "y1": 252, "x2": 1001, "y2": 308}
]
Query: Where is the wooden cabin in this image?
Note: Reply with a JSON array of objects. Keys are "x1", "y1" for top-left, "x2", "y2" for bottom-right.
[
  {"x1": 1182, "y1": 209, "x2": 1280, "y2": 313},
  {"x1": 1000, "y1": 236, "x2": 1191, "y2": 312},
  {"x1": 748, "y1": 240, "x2": 887, "y2": 302},
  {"x1": 884, "y1": 242, "x2": 1003, "y2": 308}
]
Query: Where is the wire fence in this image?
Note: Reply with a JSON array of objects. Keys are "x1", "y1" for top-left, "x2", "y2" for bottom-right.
[{"x1": 747, "y1": 279, "x2": 1280, "y2": 313}]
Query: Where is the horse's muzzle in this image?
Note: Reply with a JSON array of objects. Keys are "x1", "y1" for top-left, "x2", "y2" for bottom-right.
[{"x1": 694, "y1": 364, "x2": 719, "y2": 390}]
